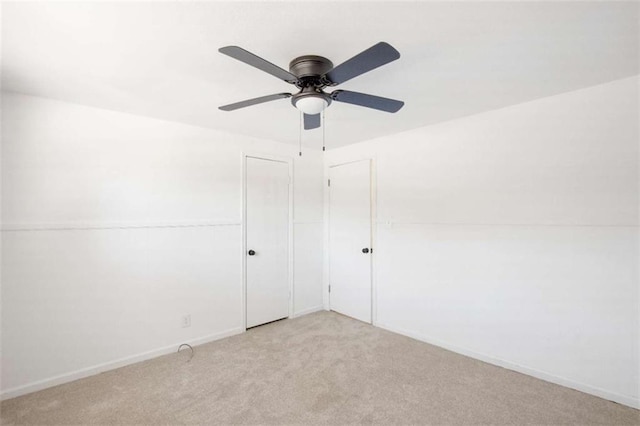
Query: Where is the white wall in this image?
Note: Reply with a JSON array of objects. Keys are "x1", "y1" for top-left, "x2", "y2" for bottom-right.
[
  {"x1": 325, "y1": 76, "x2": 639, "y2": 408},
  {"x1": 3, "y1": 75, "x2": 638, "y2": 408},
  {"x1": 0, "y1": 93, "x2": 324, "y2": 398}
]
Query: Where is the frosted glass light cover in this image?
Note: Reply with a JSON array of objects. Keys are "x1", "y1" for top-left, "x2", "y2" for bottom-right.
[{"x1": 295, "y1": 96, "x2": 328, "y2": 115}]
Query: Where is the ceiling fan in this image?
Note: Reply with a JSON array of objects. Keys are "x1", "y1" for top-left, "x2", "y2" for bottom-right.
[{"x1": 218, "y1": 42, "x2": 404, "y2": 130}]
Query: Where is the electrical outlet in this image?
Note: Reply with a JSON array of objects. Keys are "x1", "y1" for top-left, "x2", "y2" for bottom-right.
[{"x1": 181, "y1": 314, "x2": 191, "y2": 328}]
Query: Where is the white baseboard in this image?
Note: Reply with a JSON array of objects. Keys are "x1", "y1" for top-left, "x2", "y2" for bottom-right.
[
  {"x1": 0, "y1": 327, "x2": 244, "y2": 401},
  {"x1": 6, "y1": 320, "x2": 637, "y2": 410},
  {"x1": 376, "y1": 322, "x2": 639, "y2": 410},
  {"x1": 293, "y1": 305, "x2": 324, "y2": 318}
]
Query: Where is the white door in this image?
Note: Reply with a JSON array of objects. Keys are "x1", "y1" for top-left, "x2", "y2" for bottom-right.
[
  {"x1": 329, "y1": 160, "x2": 372, "y2": 323},
  {"x1": 245, "y1": 157, "x2": 290, "y2": 328}
]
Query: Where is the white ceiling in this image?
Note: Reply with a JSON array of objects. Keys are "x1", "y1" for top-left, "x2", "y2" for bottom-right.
[{"x1": 2, "y1": 1, "x2": 638, "y2": 148}]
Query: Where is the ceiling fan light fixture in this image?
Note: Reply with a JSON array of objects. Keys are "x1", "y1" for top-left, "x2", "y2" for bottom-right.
[
  {"x1": 218, "y1": 42, "x2": 404, "y2": 130},
  {"x1": 294, "y1": 95, "x2": 329, "y2": 115}
]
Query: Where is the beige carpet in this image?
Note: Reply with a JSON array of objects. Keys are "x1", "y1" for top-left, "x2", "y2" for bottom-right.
[{"x1": 2, "y1": 311, "x2": 638, "y2": 425}]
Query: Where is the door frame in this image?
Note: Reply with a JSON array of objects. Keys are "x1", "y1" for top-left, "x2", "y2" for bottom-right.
[
  {"x1": 241, "y1": 152, "x2": 294, "y2": 331},
  {"x1": 324, "y1": 156, "x2": 378, "y2": 325}
]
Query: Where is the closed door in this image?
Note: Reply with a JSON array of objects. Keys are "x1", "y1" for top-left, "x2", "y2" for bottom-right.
[
  {"x1": 245, "y1": 157, "x2": 290, "y2": 328},
  {"x1": 329, "y1": 160, "x2": 372, "y2": 323}
]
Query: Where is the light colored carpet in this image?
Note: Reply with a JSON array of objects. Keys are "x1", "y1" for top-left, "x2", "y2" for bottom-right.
[{"x1": 1, "y1": 311, "x2": 638, "y2": 425}]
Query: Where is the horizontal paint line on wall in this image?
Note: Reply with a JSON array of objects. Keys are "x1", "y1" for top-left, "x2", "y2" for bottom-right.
[
  {"x1": 375, "y1": 221, "x2": 639, "y2": 228},
  {"x1": 1, "y1": 221, "x2": 242, "y2": 232}
]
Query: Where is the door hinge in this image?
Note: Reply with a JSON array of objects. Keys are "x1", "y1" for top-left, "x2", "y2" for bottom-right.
[
  {"x1": 328, "y1": 179, "x2": 331, "y2": 187},
  {"x1": 328, "y1": 285, "x2": 331, "y2": 293}
]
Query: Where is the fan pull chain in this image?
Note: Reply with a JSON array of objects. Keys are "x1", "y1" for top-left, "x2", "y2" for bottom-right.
[
  {"x1": 322, "y1": 110, "x2": 326, "y2": 151},
  {"x1": 299, "y1": 111, "x2": 302, "y2": 157}
]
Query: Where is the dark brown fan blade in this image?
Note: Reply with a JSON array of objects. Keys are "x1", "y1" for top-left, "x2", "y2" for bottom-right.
[
  {"x1": 219, "y1": 93, "x2": 292, "y2": 111},
  {"x1": 331, "y1": 90, "x2": 404, "y2": 113},
  {"x1": 219, "y1": 46, "x2": 299, "y2": 84},
  {"x1": 304, "y1": 113, "x2": 321, "y2": 130},
  {"x1": 325, "y1": 42, "x2": 400, "y2": 86}
]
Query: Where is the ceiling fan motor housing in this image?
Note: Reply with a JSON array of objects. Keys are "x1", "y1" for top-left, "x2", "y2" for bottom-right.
[
  {"x1": 288, "y1": 55, "x2": 334, "y2": 112},
  {"x1": 289, "y1": 55, "x2": 333, "y2": 85}
]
